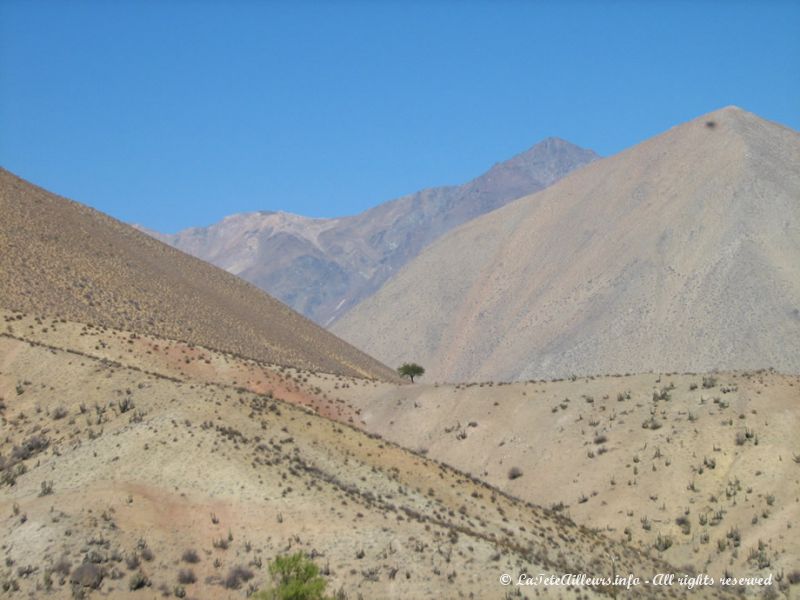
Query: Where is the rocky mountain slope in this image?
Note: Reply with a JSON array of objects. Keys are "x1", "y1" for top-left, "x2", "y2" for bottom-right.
[
  {"x1": 333, "y1": 107, "x2": 800, "y2": 381},
  {"x1": 0, "y1": 168, "x2": 397, "y2": 381},
  {"x1": 329, "y1": 368, "x2": 800, "y2": 591},
  {"x1": 150, "y1": 138, "x2": 597, "y2": 325},
  {"x1": 0, "y1": 308, "x2": 731, "y2": 599}
]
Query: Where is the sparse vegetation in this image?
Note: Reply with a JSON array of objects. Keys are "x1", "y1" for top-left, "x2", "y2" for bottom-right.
[
  {"x1": 181, "y1": 549, "x2": 200, "y2": 564},
  {"x1": 1, "y1": 306, "x2": 796, "y2": 599},
  {"x1": 654, "y1": 534, "x2": 673, "y2": 552},
  {"x1": 129, "y1": 571, "x2": 150, "y2": 590}
]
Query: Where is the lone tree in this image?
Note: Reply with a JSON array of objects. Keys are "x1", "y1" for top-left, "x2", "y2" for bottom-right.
[{"x1": 398, "y1": 362, "x2": 425, "y2": 383}]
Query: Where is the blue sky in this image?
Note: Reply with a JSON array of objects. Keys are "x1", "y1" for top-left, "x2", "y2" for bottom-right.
[{"x1": 1, "y1": 1, "x2": 798, "y2": 233}]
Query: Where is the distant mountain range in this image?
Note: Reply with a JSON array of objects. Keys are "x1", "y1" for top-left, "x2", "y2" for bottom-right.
[
  {"x1": 333, "y1": 107, "x2": 800, "y2": 381},
  {"x1": 144, "y1": 138, "x2": 598, "y2": 325}
]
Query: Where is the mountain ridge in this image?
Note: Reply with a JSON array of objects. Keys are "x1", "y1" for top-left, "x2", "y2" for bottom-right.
[
  {"x1": 332, "y1": 106, "x2": 800, "y2": 381},
  {"x1": 149, "y1": 137, "x2": 598, "y2": 324},
  {"x1": 0, "y1": 167, "x2": 399, "y2": 380}
]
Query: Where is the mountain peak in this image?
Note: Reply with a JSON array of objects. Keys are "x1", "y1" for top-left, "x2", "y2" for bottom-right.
[
  {"x1": 333, "y1": 108, "x2": 800, "y2": 382},
  {"x1": 516, "y1": 136, "x2": 599, "y2": 159},
  {"x1": 689, "y1": 105, "x2": 796, "y2": 136},
  {"x1": 150, "y1": 138, "x2": 597, "y2": 325}
]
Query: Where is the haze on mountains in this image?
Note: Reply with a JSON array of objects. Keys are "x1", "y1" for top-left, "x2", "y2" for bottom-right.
[
  {"x1": 146, "y1": 138, "x2": 597, "y2": 325},
  {"x1": 333, "y1": 107, "x2": 800, "y2": 382},
  {"x1": 0, "y1": 168, "x2": 397, "y2": 381}
]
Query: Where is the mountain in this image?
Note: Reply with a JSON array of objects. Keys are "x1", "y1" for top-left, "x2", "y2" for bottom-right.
[
  {"x1": 332, "y1": 107, "x2": 800, "y2": 382},
  {"x1": 149, "y1": 138, "x2": 598, "y2": 325},
  {"x1": 0, "y1": 168, "x2": 397, "y2": 380}
]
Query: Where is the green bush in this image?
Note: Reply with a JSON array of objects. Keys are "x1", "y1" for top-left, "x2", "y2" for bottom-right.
[{"x1": 253, "y1": 553, "x2": 329, "y2": 600}]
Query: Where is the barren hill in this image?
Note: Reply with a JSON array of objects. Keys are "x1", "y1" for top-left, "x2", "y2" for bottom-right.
[
  {"x1": 150, "y1": 138, "x2": 597, "y2": 325},
  {"x1": 328, "y1": 370, "x2": 800, "y2": 590},
  {"x1": 0, "y1": 168, "x2": 397, "y2": 380},
  {"x1": 333, "y1": 107, "x2": 800, "y2": 381},
  {"x1": 0, "y1": 309, "x2": 732, "y2": 599}
]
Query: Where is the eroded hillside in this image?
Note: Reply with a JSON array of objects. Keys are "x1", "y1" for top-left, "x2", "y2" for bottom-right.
[
  {"x1": 0, "y1": 309, "x2": 732, "y2": 599},
  {"x1": 327, "y1": 370, "x2": 800, "y2": 595}
]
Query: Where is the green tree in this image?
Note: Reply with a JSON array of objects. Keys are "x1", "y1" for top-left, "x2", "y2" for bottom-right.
[
  {"x1": 398, "y1": 362, "x2": 425, "y2": 383},
  {"x1": 253, "y1": 552, "x2": 328, "y2": 600}
]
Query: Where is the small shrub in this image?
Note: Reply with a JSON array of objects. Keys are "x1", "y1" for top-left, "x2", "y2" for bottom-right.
[
  {"x1": 654, "y1": 534, "x2": 673, "y2": 552},
  {"x1": 125, "y1": 554, "x2": 140, "y2": 570},
  {"x1": 642, "y1": 417, "x2": 662, "y2": 430},
  {"x1": 213, "y1": 538, "x2": 229, "y2": 550},
  {"x1": 129, "y1": 571, "x2": 150, "y2": 590},
  {"x1": 181, "y1": 549, "x2": 200, "y2": 564},
  {"x1": 70, "y1": 563, "x2": 104, "y2": 590},
  {"x1": 223, "y1": 565, "x2": 254, "y2": 589},
  {"x1": 676, "y1": 515, "x2": 691, "y2": 535},
  {"x1": 39, "y1": 481, "x2": 54, "y2": 497},
  {"x1": 177, "y1": 569, "x2": 196, "y2": 584},
  {"x1": 53, "y1": 556, "x2": 71, "y2": 577},
  {"x1": 11, "y1": 435, "x2": 49, "y2": 462},
  {"x1": 653, "y1": 388, "x2": 671, "y2": 401}
]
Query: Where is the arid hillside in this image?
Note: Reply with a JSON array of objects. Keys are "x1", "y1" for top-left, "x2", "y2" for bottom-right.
[
  {"x1": 328, "y1": 370, "x2": 800, "y2": 594},
  {"x1": 149, "y1": 138, "x2": 597, "y2": 325},
  {"x1": 0, "y1": 309, "x2": 734, "y2": 599},
  {"x1": 0, "y1": 168, "x2": 397, "y2": 381},
  {"x1": 333, "y1": 107, "x2": 800, "y2": 382}
]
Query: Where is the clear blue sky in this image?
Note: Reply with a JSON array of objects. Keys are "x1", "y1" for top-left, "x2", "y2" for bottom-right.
[{"x1": 1, "y1": 1, "x2": 798, "y2": 232}]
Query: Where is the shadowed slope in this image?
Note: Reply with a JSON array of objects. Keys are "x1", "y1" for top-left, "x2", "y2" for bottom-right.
[
  {"x1": 333, "y1": 107, "x2": 800, "y2": 381},
  {"x1": 0, "y1": 169, "x2": 398, "y2": 380}
]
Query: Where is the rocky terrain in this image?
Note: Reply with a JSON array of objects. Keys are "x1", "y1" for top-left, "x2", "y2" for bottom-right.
[
  {"x1": 0, "y1": 309, "x2": 737, "y2": 599},
  {"x1": 333, "y1": 107, "x2": 800, "y2": 382},
  {"x1": 328, "y1": 368, "x2": 800, "y2": 594}
]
